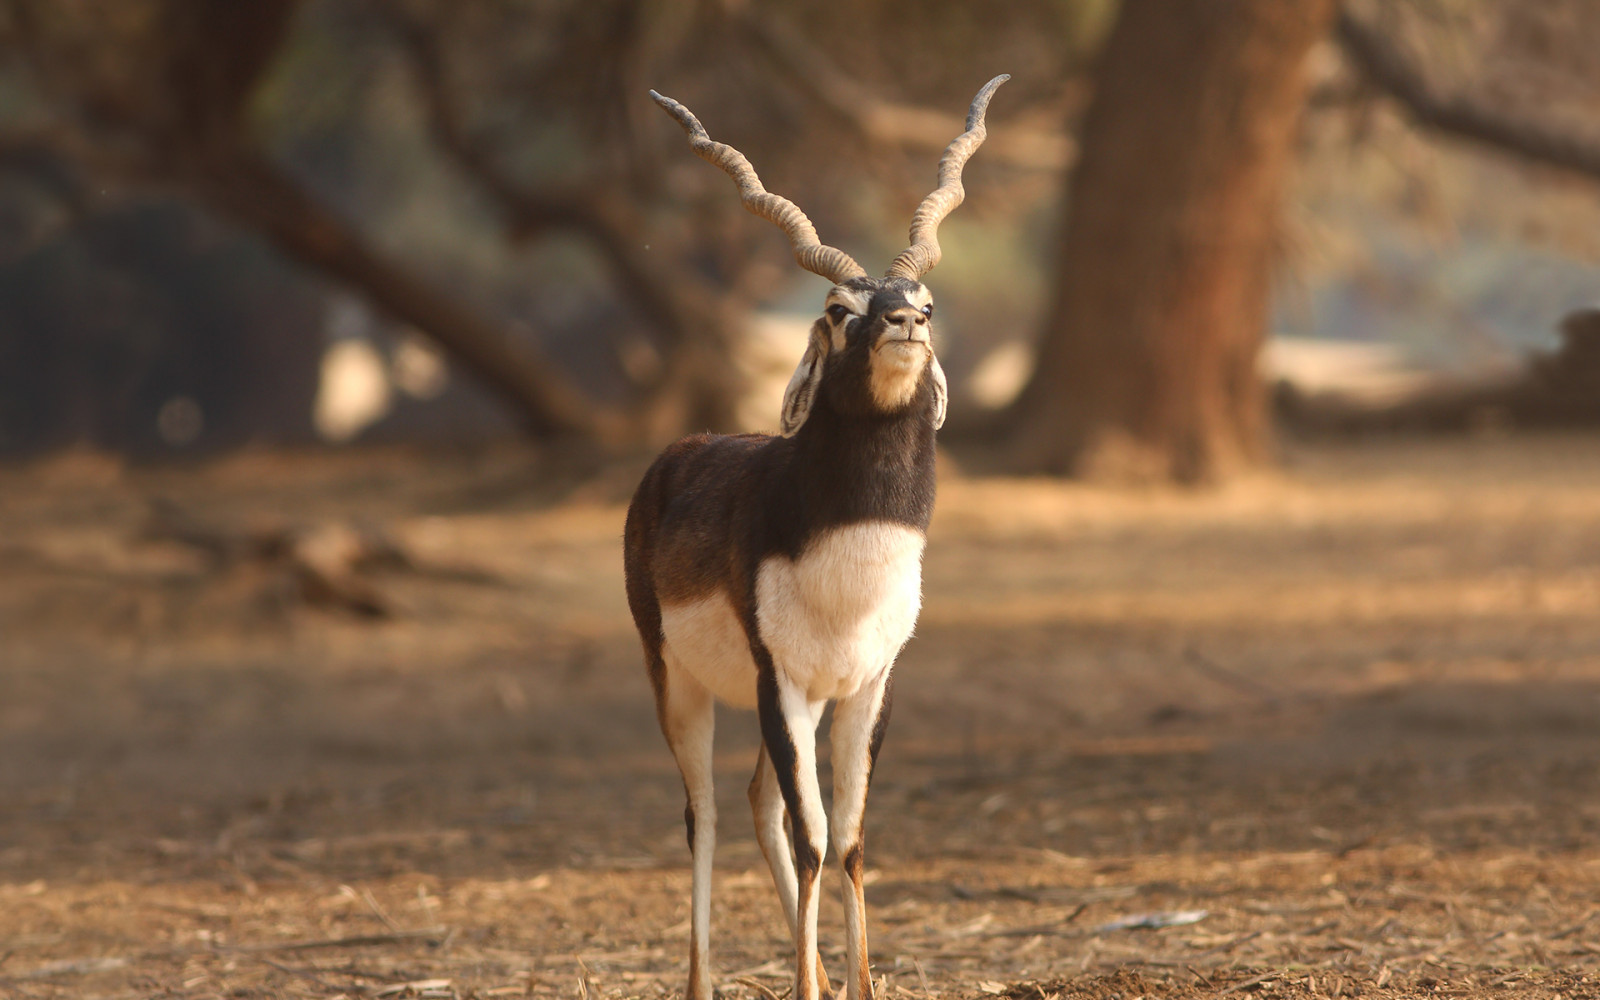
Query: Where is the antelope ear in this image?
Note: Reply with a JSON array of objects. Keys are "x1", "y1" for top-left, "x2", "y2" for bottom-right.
[
  {"x1": 929, "y1": 352, "x2": 948, "y2": 430},
  {"x1": 780, "y1": 318, "x2": 831, "y2": 436}
]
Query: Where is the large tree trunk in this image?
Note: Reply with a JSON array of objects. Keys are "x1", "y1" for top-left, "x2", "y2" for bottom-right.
[{"x1": 1004, "y1": 0, "x2": 1336, "y2": 482}]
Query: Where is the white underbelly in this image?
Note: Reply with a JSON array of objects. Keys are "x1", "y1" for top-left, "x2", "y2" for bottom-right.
[
  {"x1": 658, "y1": 522, "x2": 926, "y2": 708},
  {"x1": 660, "y1": 590, "x2": 761, "y2": 707}
]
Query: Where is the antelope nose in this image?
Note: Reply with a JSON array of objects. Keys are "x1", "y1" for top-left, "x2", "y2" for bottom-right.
[
  {"x1": 879, "y1": 308, "x2": 930, "y2": 347},
  {"x1": 883, "y1": 307, "x2": 926, "y2": 334}
]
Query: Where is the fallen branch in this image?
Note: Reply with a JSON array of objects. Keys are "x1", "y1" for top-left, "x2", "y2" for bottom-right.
[{"x1": 142, "y1": 502, "x2": 507, "y2": 619}]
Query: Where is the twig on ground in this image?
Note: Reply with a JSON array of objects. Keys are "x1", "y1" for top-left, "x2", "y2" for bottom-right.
[
  {"x1": 577, "y1": 955, "x2": 596, "y2": 1000},
  {"x1": 2, "y1": 956, "x2": 129, "y2": 981},
  {"x1": 1185, "y1": 646, "x2": 1282, "y2": 707},
  {"x1": 1550, "y1": 909, "x2": 1598, "y2": 940},
  {"x1": 1219, "y1": 971, "x2": 1277, "y2": 996},
  {"x1": 982, "y1": 903, "x2": 1089, "y2": 938},
  {"x1": 362, "y1": 887, "x2": 406, "y2": 934},
  {"x1": 911, "y1": 956, "x2": 930, "y2": 998},
  {"x1": 259, "y1": 957, "x2": 340, "y2": 992},
  {"x1": 1188, "y1": 929, "x2": 1263, "y2": 960},
  {"x1": 375, "y1": 978, "x2": 455, "y2": 998},
  {"x1": 233, "y1": 930, "x2": 445, "y2": 953},
  {"x1": 737, "y1": 976, "x2": 784, "y2": 1000}
]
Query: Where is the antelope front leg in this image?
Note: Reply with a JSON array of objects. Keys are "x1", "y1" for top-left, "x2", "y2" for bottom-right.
[
  {"x1": 749, "y1": 745, "x2": 833, "y2": 995},
  {"x1": 830, "y1": 669, "x2": 893, "y2": 1000},
  {"x1": 657, "y1": 668, "x2": 717, "y2": 1000},
  {"x1": 756, "y1": 663, "x2": 829, "y2": 1000}
]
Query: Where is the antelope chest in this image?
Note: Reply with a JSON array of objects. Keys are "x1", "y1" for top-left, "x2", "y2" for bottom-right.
[{"x1": 658, "y1": 522, "x2": 925, "y2": 708}]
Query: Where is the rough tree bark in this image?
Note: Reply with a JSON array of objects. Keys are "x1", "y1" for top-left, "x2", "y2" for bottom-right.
[{"x1": 1004, "y1": 0, "x2": 1337, "y2": 482}]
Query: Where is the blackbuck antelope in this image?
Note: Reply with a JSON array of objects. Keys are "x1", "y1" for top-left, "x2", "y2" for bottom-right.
[{"x1": 626, "y1": 75, "x2": 1008, "y2": 1000}]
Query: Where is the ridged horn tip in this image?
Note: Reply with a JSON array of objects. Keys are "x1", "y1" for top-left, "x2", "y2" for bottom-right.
[
  {"x1": 884, "y1": 73, "x2": 1010, "y2": 281},
  {"x1": 966, "y1": 74, "x2": 1010, "y2": 130},
  {"x1": 649, "y1": 87, "x2": 867, "y2": 284}
]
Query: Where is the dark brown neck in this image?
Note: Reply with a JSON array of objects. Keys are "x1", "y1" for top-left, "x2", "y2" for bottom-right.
[{"x1": 760, "y1": 383, "x2": 937, "y2": 559}]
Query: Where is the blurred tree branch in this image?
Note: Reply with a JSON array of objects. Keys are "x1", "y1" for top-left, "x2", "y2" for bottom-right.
[
  {"x1": 192, "y1": 147, "x2": 611, "y2": 438},
  {"x1": 381, "y1": 4, "x2": 745, "y2": 434},
  {"x1": 731, "y1": 7, "x2": 1077, "y2": 171},
  {"x1": 0, "y1": 132, "x2": 93, "y2": 264},
  {"x1": 1337, "y1": 8, "x2": 1600, "y2": 183},
  {"x1": 0, "y1": 129, "x2": 91, "y2": 209},
  {"x1": 0, "y1": 0, "x2": 619, "y2": 439}
]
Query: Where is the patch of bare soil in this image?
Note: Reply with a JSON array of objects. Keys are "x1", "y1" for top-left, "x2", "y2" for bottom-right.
[{"x1": 2, "y1": 436, "x2": 1600, "y2": 999}]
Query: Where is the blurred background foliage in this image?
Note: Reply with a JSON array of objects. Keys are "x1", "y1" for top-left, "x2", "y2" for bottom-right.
[{"x1": 0, "y1": 0, "x2": 1595, "y2": 479}]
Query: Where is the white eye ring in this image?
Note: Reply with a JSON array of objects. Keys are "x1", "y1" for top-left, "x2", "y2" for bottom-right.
[{"x1": 826, "y1": 303, "x2": 851, "y2": 324}]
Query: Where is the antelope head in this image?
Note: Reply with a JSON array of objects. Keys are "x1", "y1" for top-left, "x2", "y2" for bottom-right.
[{"x1": 651, "y1": 75, "x2": 1009, "y2": 435}]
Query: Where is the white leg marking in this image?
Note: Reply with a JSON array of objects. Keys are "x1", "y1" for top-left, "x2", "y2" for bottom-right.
[
  {"x1": 831, "y1": 671, "x2": 891, "y2": 1000},
  {"x1": 749, "y1": 744, "x2": 800, "y2": 933},
  {"x1": 661, "y1": 666, "x2": 716, "y2": 1000},
  {"x1": 770, "y1": 680, "x2": 829, "y2": 1000},
  {"x1": 752, "y1": 723, "x2": 835, "y2": 995}
]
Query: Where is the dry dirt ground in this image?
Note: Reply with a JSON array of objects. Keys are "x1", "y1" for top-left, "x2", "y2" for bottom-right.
[{"x1": 4, "y1": 435, "x2": 1600, "y2": 999}]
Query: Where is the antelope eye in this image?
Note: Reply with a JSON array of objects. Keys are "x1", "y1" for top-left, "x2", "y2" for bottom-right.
[
  {"x1": 921, "y1": 304, "x2": 934, "y2": 319},
  {"x1": 826, "y1": 304, "x2": 851, "y2": 324}
]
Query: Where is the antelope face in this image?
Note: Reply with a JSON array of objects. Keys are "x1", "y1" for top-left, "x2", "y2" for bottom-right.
[{"x1": 820, "y1": 278, "x2": 936, "y2": 417}]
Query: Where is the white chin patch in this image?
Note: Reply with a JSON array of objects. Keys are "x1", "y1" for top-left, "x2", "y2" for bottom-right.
[{"x1": 870, "y1": 342, "x2": 930, "y2": 412}]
